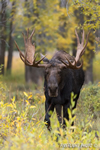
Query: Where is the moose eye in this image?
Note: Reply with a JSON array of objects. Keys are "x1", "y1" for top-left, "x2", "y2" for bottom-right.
[{"x1": 58, "y1": 69, "x2": 61, "y2": 74}]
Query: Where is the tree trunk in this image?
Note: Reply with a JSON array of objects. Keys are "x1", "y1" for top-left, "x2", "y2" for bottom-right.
[
  {"x1": 95, "y1": 28, "x2": 100, "y2": 51},
  {"x1": 84, "y1": 33, "x2": 95, "y2": 84},
  {"x1": 25, "y1": 66, "x2": 44, "y2": 85},
  {"x1": 84, "y1": 34, "x2": 95, "y2": 84},
  {"x1": 7, "y1": 21, "x2": 13, "y2": 73},
  {"x1": 25, "y1": 66, "x2": 31, "y2": 83},
  {"x1": 7, "y1": 1, "x2": 15, "y2": 73},
  {"x1": 84, "y1": 57, "x2": 93, "y2": 84},
  {"x1": 0, "y1": 0, "x2": 7, "y2": 75},
  {"x1": 57, "y1": 0, "x2": 67, "y2": 51},
  {"x1": 60, "y1": 0, "x2": 66, "y2": 7}
]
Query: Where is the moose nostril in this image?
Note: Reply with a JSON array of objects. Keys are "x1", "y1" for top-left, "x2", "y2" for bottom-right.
[
  {"x1": 55, "y1": 86, "x2": 58, "y2": 90},
  {"x1": 48, "y1": 86, "x2": 58, "y2": 93}
]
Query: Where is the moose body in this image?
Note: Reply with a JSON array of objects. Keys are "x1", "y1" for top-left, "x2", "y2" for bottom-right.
[
  {"x1": 15, "y1": 28, "x2": 90, "y2": 131},
  {"x1": 44, "y1": 50, "x2": 84, "y2": 130}
]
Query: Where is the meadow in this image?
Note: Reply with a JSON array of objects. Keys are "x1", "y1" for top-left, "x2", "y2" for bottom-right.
[{"x1": 0, "y1": 52, "x2": 100, "y2": 150}]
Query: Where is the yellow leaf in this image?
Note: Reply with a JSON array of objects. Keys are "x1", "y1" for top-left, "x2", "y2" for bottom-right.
[
  {"x1": 28, "y1": 94, "x2": 32, "y2": 99},
  {"x1": 11, "y1": 96, "x2": 15, "y2": 102},
  {"x1": 24, "y1": 92, "x2": 28, "y2": 97},
  {"x1": 36, "y1": 120, "x2": 40, "y2": 124},
  {"x1": 41, "y1": 95, "x2": 45, "y2": 103},
  {"x1": 32, "y1": 118, "x2": 36, "y2": 120},
  {"x1": 39, "y1": 130, "x2": 43, "y2": 138},
  {"x1": 26, "y1": 100, "x2": 30, "y2": 105},
  {"x1": 30, "y1": 105, "x2": 36, "y2": 108}
]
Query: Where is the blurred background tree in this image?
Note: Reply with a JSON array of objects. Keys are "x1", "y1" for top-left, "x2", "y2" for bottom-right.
[
  {"x1": 7, "y1": 0, "x2": 16, "y2": 73},
  {"x1": 0, "y1": 0, "x2": 100, "y2": 84},
  {"x1": 0, "y1": 0, "x2": 7, "y2": 75}
]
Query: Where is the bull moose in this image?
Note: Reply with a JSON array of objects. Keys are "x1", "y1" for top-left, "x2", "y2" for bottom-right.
[{"x1": 15, "y1": 29, "x2": 90, "y2": 131}]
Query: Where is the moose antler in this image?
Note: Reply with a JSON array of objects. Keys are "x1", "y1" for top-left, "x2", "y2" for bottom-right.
[
  {"x1": 14, "y1": 29, "x2": 47, "y2": 68},
  {"x1": 61, "y1": 29, "x2": 90, "y2": 69}
]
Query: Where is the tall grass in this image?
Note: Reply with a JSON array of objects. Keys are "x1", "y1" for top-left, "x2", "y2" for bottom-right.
[
  {"x1": 4, "y1": 56, "x2": 25, "y2": 84},
  {"x1": 0, "y1": 82, "x2": 100, "y2": 150},
  {"x1": 0, "y1": 52, "x2": 100, "y2": 149}
]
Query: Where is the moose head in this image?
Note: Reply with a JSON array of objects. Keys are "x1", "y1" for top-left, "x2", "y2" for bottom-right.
[{"x1": 15, "y1": 29, "x2": 90, "y2": 98}]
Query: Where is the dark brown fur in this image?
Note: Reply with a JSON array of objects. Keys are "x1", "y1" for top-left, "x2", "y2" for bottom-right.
[{"x1": 43, "y1": 50, "x2": 84, "y2": 130}]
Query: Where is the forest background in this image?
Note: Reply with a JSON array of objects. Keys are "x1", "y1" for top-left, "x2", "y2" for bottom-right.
[
  {"x1": 0, "y1": 0, "x2": 100, "y2": 149},
  {"x1": 0, "y1": 0, "x2": 100, "y2": 85}
]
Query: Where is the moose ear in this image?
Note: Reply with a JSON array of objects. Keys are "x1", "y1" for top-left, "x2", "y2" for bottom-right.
[{"x1": 40, "y1": 53, "x2": 49, "y2": 63}]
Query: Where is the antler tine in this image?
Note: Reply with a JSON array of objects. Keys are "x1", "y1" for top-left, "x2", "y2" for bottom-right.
[
  {"x1": 67, "y1": 57, "x2": 82, "y2": 69},
  {"x1": 60, "y1": 29, "x2": 89, "y2": 70},
  {"x1": 30, "y1": 28, "x2": 35, "y2": 40},
  {"x1": 35, "y1": 55, "x2": 47, "y2": 65},
  {"x1": 75, "y1": 29, "x2": 80, "y2": 45},
  {"x1": 60, "y1": 57, "x2": 83, "y2": 69},
  {"x1": 20, "y1": 53, "x2": 31, "y2": 65},
  {"x1": 15, "y1": 29, "x2": 48, "y2": 68},
  {"x1": 14, "y1": 41, "x2": 24, "y2": 58},
  {"x1": 80, "y1": 31, "x2": 90, "y2": 56},
  {"x1": 20, "y1": 54, "x2": 31, "y2": 66},
  {"x1": 60, "y1": 59, "x2": 69, "y2": 67},
  {"x1": 75, "y1": 29, "x2": 90, "y2": 64},
  {"x1": 65, "y1": 57, "x2": 73, "y2": 66},
  {"x1": 14, "y1": 40, "x2": 31, "y2": 65},
  {"x1": 22, "y1": 32, "x2": 26, "y2": 43}
]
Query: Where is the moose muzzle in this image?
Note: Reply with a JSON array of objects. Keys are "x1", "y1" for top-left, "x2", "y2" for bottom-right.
[{"x1": 48, "y1": 83, "x2": 58, "y2": 97}]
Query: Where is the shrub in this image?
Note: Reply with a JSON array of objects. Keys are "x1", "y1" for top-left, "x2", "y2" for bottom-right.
[{"x1": 0, "y1": 81, "x2": 100, "y2": 149}]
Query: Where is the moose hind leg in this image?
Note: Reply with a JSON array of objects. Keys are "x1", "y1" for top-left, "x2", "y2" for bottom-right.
[
  {"x1": 63, "y1": 103, "x2": 70, "y2": 129},
  {"x1": 71, "y1": 92, "x2": 80, "y2": 126}
]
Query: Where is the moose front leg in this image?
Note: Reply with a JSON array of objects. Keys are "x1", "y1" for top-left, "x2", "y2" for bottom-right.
[
  {"x1": 44, "y1": 101, "x2": 54, "y2": 131},
  {"x1": 55, "y1": 104, "x2": 62, "y2": 126},
  {"x1": 63, "y1": 101, "x2": 70, "y2": 129}
]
